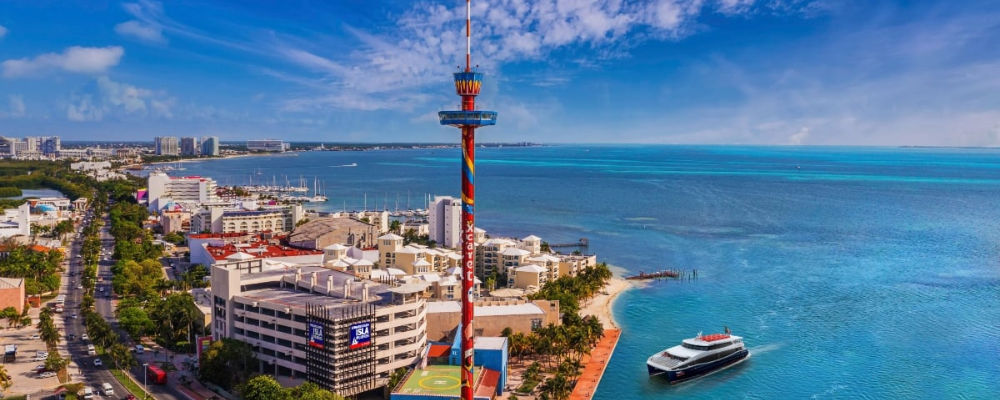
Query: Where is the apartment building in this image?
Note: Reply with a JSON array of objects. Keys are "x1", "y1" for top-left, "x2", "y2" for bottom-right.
[
  {"x1": 180, "y1": 137, "x2": 199, "y2": 156},
  {"x1": 210, "y1": 259, "x2": 427, "y2": 396},
  {"x1": 201, "y1": 136, "x2": 220, "y2": 156},
  {"x1": 247, "y1": 139, "x2": 288, "y2": 152},
  {"x1": 146, "y1": 171, "x2": 219, "y2": 211},
  {"x1": 154, "y1": 136, "x2": 180, "y2": 156},
  {"x1": 428, "y1": 196, "x2": 461, "y2": 248}
]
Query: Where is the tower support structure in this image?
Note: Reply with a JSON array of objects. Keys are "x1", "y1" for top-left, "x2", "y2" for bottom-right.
[{"x1": 437, "y1": 2, "x2": 497, "y2": 400}]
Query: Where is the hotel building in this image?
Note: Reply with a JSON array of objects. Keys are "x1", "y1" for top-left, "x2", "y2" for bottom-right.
[
  {"x1": 428, "y1": 196, "x2": 462, "y2": 248},
  {"x1": 210, "y1": 259, "x2": 427, "y2": 396},
  {"x1": 247, "y1": 139, "x2": 289, "y2": 152},
  {"x1": 180, "y1": 137, "x2": 200, "y2": 156},
  {"x1": 146, "y1": 171, "x2": 219, "y2": 211},
  {"x1": 201, "y1": 136, "x2": 220, "y2": 156},
  {"x1": 154, "y1": 136, "x2": 180, "y2": 156}
]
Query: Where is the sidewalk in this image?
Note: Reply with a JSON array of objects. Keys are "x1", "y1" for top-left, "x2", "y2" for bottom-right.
[
  {"x1": 568, "y1": 329, "x2": 621, "y2": 400},
  {"x1": 136, "y1": 346, "x2": 218, "y2": 400}
]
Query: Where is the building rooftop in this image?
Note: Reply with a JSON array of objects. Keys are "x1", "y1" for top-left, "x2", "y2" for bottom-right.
[
  {"x1": 475, "y1": 336, "x2": 507, "y2": 351},
  {"x1": 514, "y1": 264, "x2": 547, "y2": 273},
  {"x1": 425, "y1": 301, "x2": 543, "y2": 317},
  {"x1": 204, "y1": 233, "x2": 323, "y2": 261},
  {"x1": 0, "y1": 277, "x2": 23, "y2": 289}
]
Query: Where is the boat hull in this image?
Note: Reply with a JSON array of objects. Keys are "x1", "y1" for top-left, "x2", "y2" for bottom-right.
[{"x1": 648, "y1": 349, "x2": 750, "y2": 384}]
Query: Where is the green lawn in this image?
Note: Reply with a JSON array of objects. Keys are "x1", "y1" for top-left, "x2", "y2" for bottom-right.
[{"x1": 110, "y1": 368, "x2": 152, "y2": 399}]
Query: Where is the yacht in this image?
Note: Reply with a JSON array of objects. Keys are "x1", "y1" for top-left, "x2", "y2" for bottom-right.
[{"x1": 647, "y1": 330, "x2": 749, "y2": 384}]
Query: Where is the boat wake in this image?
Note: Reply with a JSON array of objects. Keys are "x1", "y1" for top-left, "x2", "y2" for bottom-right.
[
  {"x1": 747, "y1": 343, "x2": 782, "y2": 356},
  {"x1": 331, "y1": 163, "x2": 358, "y2": 167}
]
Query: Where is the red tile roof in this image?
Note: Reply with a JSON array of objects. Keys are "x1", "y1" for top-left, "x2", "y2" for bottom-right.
[{"x1": 204, "y1": 233, "x2": 323, "y2": 261}]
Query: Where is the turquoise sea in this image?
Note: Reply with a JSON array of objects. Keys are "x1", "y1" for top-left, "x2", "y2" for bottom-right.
[{"x1": 179, "y1": 146, "x2": 1000, "y2": 399}]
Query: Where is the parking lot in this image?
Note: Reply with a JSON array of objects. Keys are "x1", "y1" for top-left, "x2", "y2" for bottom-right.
[{"x1": 0, "y1": 310, "x2": 76, "y2": 395}]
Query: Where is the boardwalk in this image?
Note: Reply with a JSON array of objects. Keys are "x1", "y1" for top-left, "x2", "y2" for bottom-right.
[{"x1": 569, "y1": 329, "x2": 621, "y2": 400}]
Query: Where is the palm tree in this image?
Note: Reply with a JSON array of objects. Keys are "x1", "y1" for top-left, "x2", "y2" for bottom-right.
[
  {"x1": 0, "y1": 364, "x2": 11, "y2": 393},
  {"x1": 108, "y1": 343, "x2": 136, "y2": 370}
]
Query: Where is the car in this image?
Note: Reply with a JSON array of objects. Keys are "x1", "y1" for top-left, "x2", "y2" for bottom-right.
[
  {"x1": 29, "y1": 334, "x2": 40, "y2": 340},
  {"x1": 77, "y1": 285, "x2": 83, "y2": 290},
  {"x1": 125, "y1": 394, "x2": 137, "y2": 400},
  {"x1": 134, "y1": 345, "x2": 144, "y2": 354},
  {"x1": 81, "y1": 334, "x2": 89, "y2": 341},
  {"x1": 34, "y1": 364, "x2": 46, "y2": 372},
  {"x1": 101, "y1": 383, "x2": 114, "y2": 396},
  {"x1": 70, "y1": 313, "x2": 77, "y2": 319},
  {"x1": 68, "y1": 334, "x2": 76, "y2": 340},
  {"x1": 39, "y1": 371, "x2": 57, "y2": 379},
  {"x1": 93, "y1": 358, "x2": 102, "y2": 367}
]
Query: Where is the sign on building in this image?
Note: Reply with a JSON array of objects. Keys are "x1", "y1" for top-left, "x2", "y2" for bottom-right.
[
  {"x1": 308, "y1": 321, "x2": 325, "y2": 349},
  {"x1": 349, "y1": 322, "x2": 371, "y2": 349},
  {"x1": 196, "y1": 335, "x2": 213, "y2": 361}
]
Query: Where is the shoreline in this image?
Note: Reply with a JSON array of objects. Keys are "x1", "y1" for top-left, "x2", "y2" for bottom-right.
[{"x1": 580, "y1": 268, "x2": 633, "y2": 330}]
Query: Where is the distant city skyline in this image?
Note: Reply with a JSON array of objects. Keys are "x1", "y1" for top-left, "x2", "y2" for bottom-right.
[{"x1": 1, "y1": 0, "x2": 998, "y2": 146}]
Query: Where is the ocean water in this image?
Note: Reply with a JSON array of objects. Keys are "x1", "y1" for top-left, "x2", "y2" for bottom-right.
[{"x1": 179, "y1": 146, "x2": 1000, "y2": 399}]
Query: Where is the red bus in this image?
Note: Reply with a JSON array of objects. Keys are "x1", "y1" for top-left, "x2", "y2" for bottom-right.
[{"x1": 146, "y1": 365, "x2": 167, "y2": 384}]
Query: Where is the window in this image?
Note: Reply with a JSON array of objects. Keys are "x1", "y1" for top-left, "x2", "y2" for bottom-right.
[
  {"x1": 260, "y1": 308, "x2": 276, "y2": 317},
  {"x1": 531, "y1": 319, "x2": 542, "y2": 330}
]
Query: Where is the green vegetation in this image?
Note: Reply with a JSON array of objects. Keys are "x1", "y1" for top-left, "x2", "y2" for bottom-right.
[
  {"x1": 507, "y1": 263, "x2": 613, "y2": 399},
  {"x1": 110, "y1": 368, "x2": 151, "y2": 399},
  {"x1": 239, "y1": 375, "x2": 345, "y2": 400},
  {"x1": 0, "y1": 187, "x2": 22, "y2": 198},
  {"x1": 530, "y1": 263, "x2": 613, "y2": 319},
  {"x1": 179, "y1": 264, "x2": 209, "y2": 289},
  {"x1": 0, "y1": 160, "x2": 93, "y2": 200},
  {"x1": 0, "y1": 242, "x2": 64, "y2": 295},
  {"x1": 199, "y1": 339, "x2": 259, "y2": 390},
  {"x1": 162, "y1": 231, "x2": 186, "y2": 245},
  {"x1": 403, "y1": 228, "x2": 436, "y2": 248}
]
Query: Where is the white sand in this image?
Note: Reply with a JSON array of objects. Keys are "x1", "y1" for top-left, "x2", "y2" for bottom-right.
[{"x1": 580, "y1": 275, "x2": 632, "y2": 329}]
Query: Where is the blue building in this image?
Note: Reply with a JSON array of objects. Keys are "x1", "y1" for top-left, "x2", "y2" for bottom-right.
[{"x1": 448, "y1": 325, "x2": 508, "y2": 395}]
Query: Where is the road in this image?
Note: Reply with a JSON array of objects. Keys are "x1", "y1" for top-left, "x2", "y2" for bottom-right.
[
  {"x1": 61, "y1": 209, "x2": 131, "y2": 399},
  {"x1": 60, "y1": 205, "x2": 191, "y2": 400}
]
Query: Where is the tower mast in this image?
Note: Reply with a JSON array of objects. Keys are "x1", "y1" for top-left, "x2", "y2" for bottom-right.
[{"x1": 438, "y1": 2, "x2": 497, "y2": 400}]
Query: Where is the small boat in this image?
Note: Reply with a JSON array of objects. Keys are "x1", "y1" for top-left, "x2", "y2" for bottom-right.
[{"x1": 647, "y1": 330, "x2": 749, "y2": 384}]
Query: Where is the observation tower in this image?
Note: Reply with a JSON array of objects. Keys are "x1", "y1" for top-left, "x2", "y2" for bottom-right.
[{"x1": 437, "y1": 1, "x2": 497, "y2": 400}]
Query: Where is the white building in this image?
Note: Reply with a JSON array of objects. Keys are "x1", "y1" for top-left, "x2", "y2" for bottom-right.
[
  {"x1": 0, "y1": 203, "x2": 30, "y2": 239},
  {"x1": 146, "y1": 171, "x2": 219, "y2": 211},
  {"x1": 210, "y1": 259, "x2": 427, "y2": 395},
  {"x1": 201, "y1": 136, "x2": 220, "y2": 156},
  {"x1": 247, "y1": 139, "x2": 288, "y2": 152},
  {"x1": 154, "y1": 136, "x2": 180, "y2": 156},
  {"x1": 428, "y1": 196, "x2": 462, "y2": 248}
]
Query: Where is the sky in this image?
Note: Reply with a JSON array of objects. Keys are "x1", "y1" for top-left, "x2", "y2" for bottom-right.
[{"x1": 0, "y1": 0, "x2": 998, "y2": 145}]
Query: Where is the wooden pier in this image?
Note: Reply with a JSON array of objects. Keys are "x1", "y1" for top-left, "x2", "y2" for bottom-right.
[{"x1": 624, "y1": 269, "x2": 680, "y2": 280}]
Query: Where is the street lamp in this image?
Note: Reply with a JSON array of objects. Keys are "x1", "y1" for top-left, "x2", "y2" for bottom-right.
[{"x1": 142, "y1": 362, "x2": 148, "y2": 400}]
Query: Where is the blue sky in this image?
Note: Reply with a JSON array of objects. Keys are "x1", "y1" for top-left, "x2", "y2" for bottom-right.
[{"x1": 1, "y1": 0, "x2": 998, "y2": 145}]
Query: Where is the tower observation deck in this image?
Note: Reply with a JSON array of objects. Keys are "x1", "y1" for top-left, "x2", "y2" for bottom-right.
[{"x1": 436, "y1": 2, "x2": 497, "y2": 400}]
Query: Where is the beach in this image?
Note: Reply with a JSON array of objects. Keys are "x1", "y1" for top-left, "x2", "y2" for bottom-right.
[{"x1": 580, "y1": 274, "x2": 632, "y2": 329}]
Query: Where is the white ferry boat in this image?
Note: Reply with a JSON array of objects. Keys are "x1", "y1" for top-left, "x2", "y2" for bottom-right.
[{"x1": 646, "y1": 330, "x2": 750, "y2": 384}]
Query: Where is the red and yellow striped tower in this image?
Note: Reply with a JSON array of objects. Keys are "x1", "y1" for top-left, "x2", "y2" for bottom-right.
[{"x1": 438, "y1": 1, "x2": 497, "y2": 400}]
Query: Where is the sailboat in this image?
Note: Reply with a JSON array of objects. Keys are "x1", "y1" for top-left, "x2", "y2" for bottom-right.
[{"x1": 309, "y1": 177, "x2": 328, "y2": 202}]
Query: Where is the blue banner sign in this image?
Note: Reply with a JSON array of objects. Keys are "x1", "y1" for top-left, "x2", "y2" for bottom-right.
[
  {"x1": 308, "y1": 322, "x2": 324, "y2": 349},
  {"x1": 349, "y1": 322, "x2": 371, "y2": 350}
]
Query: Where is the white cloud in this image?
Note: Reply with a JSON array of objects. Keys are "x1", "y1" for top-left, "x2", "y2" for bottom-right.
[
  {"x1": 2, "y1": 46, "x2": 124, "y2": 78},
  {"x1": 115, "y1": 20, "x2": 166, "y2": 43},
  {"x1": 0, "y1": 25, "x2": 7, "y2": 39},
  {"x1": 67, "y1": 77, "x2": 173, "y2": 122},
  {"x1": 787, "y1": 127, "x2": 809, "y2": 145}
]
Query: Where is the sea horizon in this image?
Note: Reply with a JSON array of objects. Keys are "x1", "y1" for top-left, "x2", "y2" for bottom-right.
[{"x1": 174, "y1": 145, "x2": 1000, "y2": 399}]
